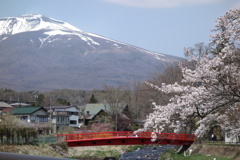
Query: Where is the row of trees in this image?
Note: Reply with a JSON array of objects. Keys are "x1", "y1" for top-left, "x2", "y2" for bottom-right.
[
  {"x1": 139, "y1": 9, "x2": 240, "y2": 139},
  {"x1": 0, "y1": 114, "x2": 37, "y2": 144}
]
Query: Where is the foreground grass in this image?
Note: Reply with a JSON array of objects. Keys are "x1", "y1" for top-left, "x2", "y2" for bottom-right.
[
  {"x1": 125, "y1": 145, "x2": 145, "y2": 152},
  {"x1": 69, "y1": 145, "x2": 144, "y2": 160},
  {"x1": 161, "y1": 150, "x2": 230, "y2": 160},
  {"x1": 70, "y1": 149, "x2": 120, "y2": 160}
]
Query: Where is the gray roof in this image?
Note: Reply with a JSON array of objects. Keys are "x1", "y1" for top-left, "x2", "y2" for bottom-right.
[
  {"x1": 45, "y1": 106, "x2": 72, "y2": 110},
  {"x1": 84, "y1": 103, "x2": 109, "y2": 120},
  {"x1": 0, "y1": 101, "x2": 13, "y2": 108},
  {"x1": 10, "y1": 102, "x2": 30, "y2": 107},
  {"x1": 84, "y1": 103, "x2": 127, "y2": 120}
]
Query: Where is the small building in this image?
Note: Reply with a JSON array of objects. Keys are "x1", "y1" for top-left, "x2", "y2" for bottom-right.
[
  {"x1": 10, "y1": 106, "x2": 51, "y2": 134},
  {"x1": 0, "y1": 101, "x2": 12, "y2": 110},
  {"x1": 82, "y1": 103, "x2": 131, "y2": 130},
  {"x1": 82, "y1": 103, "x2": 109, "y2": 125},
  {"x1": 10, "y1": 106, "x2": 49, "y2": 123},
  {"x1": 45, "y1": 106, "x2": 80, "y2": 133},
  {"x1": 225, "y1": 131, "x2": 240, "y2": 144},
  {"x1": 1, "y1": 107, "x2": 14, "y2": 115}
]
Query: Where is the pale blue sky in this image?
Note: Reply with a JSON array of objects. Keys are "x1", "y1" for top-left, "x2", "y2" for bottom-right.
[{"x1": 0, "y1": 0, "x2": 239, "y2": 57}]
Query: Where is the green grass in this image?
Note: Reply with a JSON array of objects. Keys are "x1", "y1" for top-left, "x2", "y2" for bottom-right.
[
  {"x1": 126, "y1": 145, "x2": 145, "y2": 152},
  {"x1": 161, "y1": 150, "x2": 230, "y2": 160},
  {"x1": 70, "y1": 149, "x2": 120, "y2": 160},
  {"x1": 68, "y1": 145, "x2": 145, "y2": 160}
]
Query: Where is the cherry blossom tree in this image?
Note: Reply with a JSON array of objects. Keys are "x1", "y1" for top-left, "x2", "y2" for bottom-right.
[{"x1": 139, "y1": 9, "x2": 240, "y2": 138}]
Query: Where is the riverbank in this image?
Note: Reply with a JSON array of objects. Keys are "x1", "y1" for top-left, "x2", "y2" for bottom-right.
[
  {"x1": 0, "y1": 143, "x2": 136, "y2": 160},
  {"x1": 68, "y1": 145, "x2": 133, "y2": 159},
  {"x1": 161, "y1": 143, "x2": 240, "y2": 160},
  {"x1": 0, "y1": 143, "x2": 68, "y2": 158},
  {"x1": 189, "y1": 143, "x2": 240, "y2": 160},
  {"x1": 0, "y1": 143, "x2": 239, "y2": 160}
]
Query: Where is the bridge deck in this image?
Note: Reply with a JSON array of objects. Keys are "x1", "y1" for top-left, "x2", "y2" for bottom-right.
[{"x1": 57, "y1": 131, "x2": 194, "y2": 147}]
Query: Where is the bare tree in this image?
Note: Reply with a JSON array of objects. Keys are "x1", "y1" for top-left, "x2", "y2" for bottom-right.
[
  {"x1": 102, "y1": 85, "x2": 128, "y2": 131},
  {"x1": 184, "y1": 42, "x2": 212, "y2": 61}
]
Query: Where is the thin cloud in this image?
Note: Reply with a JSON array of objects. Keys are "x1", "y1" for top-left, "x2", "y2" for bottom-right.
[
  {"x1": 232, "y1": 1, "x2": 240, "y2": 9},
  {"x1": 104, "y1": 0, "x2": 223, "y2": 8}
]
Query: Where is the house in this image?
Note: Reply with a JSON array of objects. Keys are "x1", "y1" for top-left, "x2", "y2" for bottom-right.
[
  {"x1": 82, "y1": 103, "x2": 109, "y2": 125},
  {"x1": 0, "y1": 101, "x2": 12, "y2": 113},
  {"x1": 82, "y1": 103, "x2": 131, "y2": 130},
  {"x1": 1, "y1": 107, "x2": 14, "y2": 115},
  {"x1": 45, "y1": 106, "x2": 80, "y2": 133},
  {"x1": 225, "y1": 131, "x2": 240, "y2": 144},
  {"x1": 10, "y1": 106, "x2": 49, "y2": 123},
  {"x1": 9, "y1": 106, "x2": 51, "y2": 134}
]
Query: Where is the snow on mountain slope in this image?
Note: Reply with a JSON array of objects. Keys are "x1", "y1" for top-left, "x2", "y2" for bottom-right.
[
  {"x1": 0, "y1": 14, "x2": 170, "y2": 59},
  {"x1": 0, "y1": 14, "x2": 106, "y2": 49},
  {"x1": 0, "y1": 14, "x2": 81, "y2": 35},
  {"x1": 0, "y1": 14, "x2": 184, "y2": 91},
  {"x1": 0, "y1": 14, "x2": 120, "y2": 43}
]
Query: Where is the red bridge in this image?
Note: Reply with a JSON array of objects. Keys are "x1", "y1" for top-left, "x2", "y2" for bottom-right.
[{"x1": 57, "y1": 131, "x2": 194, "y2": 147}]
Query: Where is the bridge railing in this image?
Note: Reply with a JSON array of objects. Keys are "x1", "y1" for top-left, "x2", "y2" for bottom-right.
[{"x1": 57, "y1": 131, "x2": 194, "y2": 142}]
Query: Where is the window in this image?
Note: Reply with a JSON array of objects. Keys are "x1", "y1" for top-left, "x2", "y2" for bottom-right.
[
  {"x1": 70, "y1": 120, "x2": 77, "y2": 124},
  {"x1": 21, "y1": 116, "x2": 28, "y2": 121},
  {"x1": 69, "y1": 112, "x2": 78, "y2": 115},
  {"x1": 58, "y1": 111, "x2": 67, "y2": 115},
  {"x1": 30, "y1": 116, "x2": 36, "y2": 121},
  {"x1": 39, "y1": 117, "x2": 48, "y2": 122}
]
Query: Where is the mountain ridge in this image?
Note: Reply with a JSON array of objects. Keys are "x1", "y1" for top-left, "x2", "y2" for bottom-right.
[{"x1": 0, "y1": 14, "x2": 183, "y2": 91}]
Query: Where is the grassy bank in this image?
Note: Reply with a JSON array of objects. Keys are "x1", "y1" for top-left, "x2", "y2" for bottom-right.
[
  {"x1": 2, "y1": 142, "x2": 239, "y2": 160},
  {"x1": 189, "y1": 143, "x2": 240, "y2": 160},
  {"x1": 161, "y1": 150, "x2": 230, "y2": 160},
  {"x1": 68, "y1": 145, "x2": 145, "y2": 160},
  {"x1": 70, "y1": 149, "x2": 120, "y2": 160},
  {"x1": 0, "y1": 143, "x2": 144, "y2": 160},
  {"x1": 0, "y1": 143, "x2": 68, "y2": 158},
  {"x1": 161, "y1": 143, "x2": 240, "y2": 160}
]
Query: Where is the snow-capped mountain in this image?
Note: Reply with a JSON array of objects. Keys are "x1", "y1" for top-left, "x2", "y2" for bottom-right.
[
  {"x1": 0, "y1": 14, "x2": 81, "y2": 35},
  {"x1": 0, "y1": 14, "x2": 183, "y2": 91}
]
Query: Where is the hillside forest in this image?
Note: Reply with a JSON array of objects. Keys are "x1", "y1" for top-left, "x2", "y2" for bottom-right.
[{"x1": 0, "y1": 60, "x2": 187, "y2": 122}]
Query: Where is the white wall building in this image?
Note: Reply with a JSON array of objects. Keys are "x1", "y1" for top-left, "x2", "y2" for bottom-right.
[
  {"x1": 225, "y1": 131, "x2": 240, "y2": 144},
  {"x1": 45, "y1": 106, "x2": 80, "y2": 133}
]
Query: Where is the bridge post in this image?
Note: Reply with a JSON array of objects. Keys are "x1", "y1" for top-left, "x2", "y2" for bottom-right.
[{"x1": 175, "y1": 145, "x2": 191, "y2": 154}]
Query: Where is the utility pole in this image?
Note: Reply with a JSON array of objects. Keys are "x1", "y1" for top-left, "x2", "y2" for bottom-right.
[
  {"x1": 115, "y1": 111, "x2": 118, "y2": 131},
  {"x1": 48, "y1": 98, "x2": 53, "y2": 134}
]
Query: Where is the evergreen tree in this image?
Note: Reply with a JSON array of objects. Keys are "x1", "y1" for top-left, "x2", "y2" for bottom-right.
[
  {"x1": 89, "y1": 94, "x2": 98, "y2": 103},
  {"x1": 57, "y1": 98, "x2": 70, "y2": 105}
]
